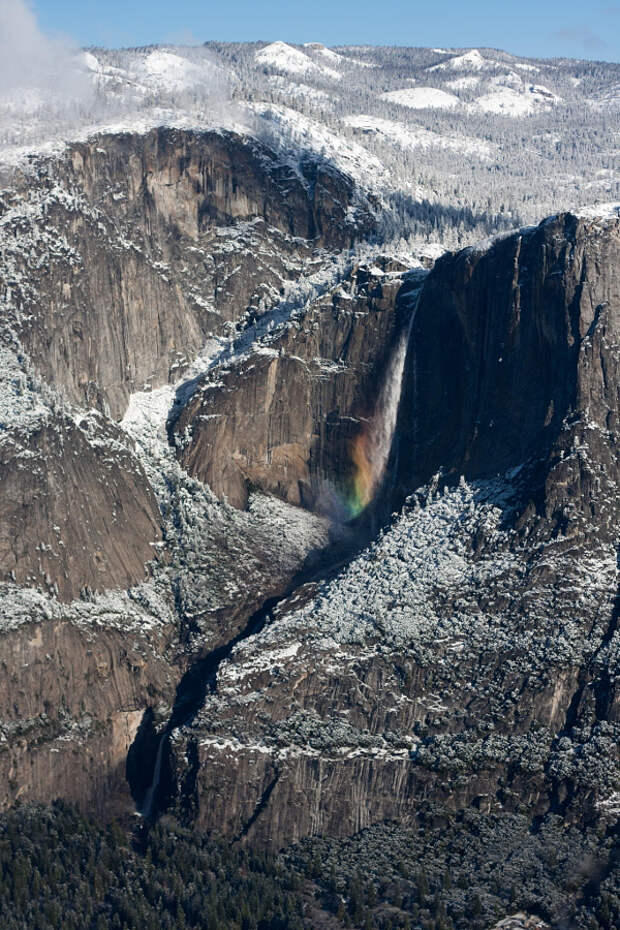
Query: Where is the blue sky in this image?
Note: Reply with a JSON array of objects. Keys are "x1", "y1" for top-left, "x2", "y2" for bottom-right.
[{"x1": 31, "y1": 0, "x2": 620, "y2": 62}]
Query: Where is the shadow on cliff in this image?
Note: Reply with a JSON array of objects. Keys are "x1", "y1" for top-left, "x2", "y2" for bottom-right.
[
  {"x1": 392, "y1": 214, "x2": 606, "y2": 534},
  {"x1": 126, "y1": 503, "x2": 381, "y2": 819}
]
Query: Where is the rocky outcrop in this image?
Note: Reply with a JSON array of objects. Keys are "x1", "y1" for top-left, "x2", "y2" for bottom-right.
[
  {"x1": 0, "y1": 412, "x2": 161, "y2": 602},
  {"x1": 397, "y1": 212, "x2": 620, "y2": 541},
  {"x1": 172, "y1": 260, "x2": 417, "y2": 510},
  {"x1": 161, "y1": 211, "x2": 620, "y2": 849},
  {"x1": 0, "y1": 124, "x2": 378, "y2": 813},
  {"x1": 1, "y1": 108, "x2": 619, "y2": 889},
  {"x1": 2, "y1": 128, "x2": 376, "y2": 419},
  {"x1": 0, "y1": 608, "x2": 177, "y2": 816}
]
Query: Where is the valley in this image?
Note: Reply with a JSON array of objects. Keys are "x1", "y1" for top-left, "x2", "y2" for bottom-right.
[{"x1": 0, "y1": 36, "x2": 618, "y2": 930}]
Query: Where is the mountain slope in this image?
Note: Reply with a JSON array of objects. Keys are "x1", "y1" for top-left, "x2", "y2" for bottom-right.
[{"x1": 158, "y1": 211, "x2": 620, "y2": 863}]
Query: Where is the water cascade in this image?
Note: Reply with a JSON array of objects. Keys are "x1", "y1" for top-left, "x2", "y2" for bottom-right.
[
  {"x1": 140, "y1": 734, "x2": 166, "y2": 818},
  {"x1": 346, "y1": 313, "x2": 414, "y2": 518}
]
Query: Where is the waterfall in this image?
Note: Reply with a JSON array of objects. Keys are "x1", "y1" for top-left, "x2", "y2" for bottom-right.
[
  {"x1": 140, "y1": 734, "x2": 166, "y2": 818},
  {"x1": 347, "y1": 310, "x2": 414, "y2": 517}
]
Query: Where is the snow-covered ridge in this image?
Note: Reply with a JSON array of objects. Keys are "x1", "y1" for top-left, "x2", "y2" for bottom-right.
[
  {"x1": 344, "y1": 114, "x2": 495, "y2": 160},
  {"x1": 84, "y1": 47, "x2": 231, "y2": 94},
  {"x1": 255, "y1": 41, "x2": 341, "y2": 81},
  {"x1": 0, "y1": 41, "x2": 617, "y2": 257},
  {"x1": 574, "y1": 202, "x2": 620, "y2": 221},
  {"x1": 248, "y1": 102, "x2": 387, "y2": 189},
  {"x1": 428, "y1": 49, "x2": 496, "y2": 73},
  {"x1": 380, "y1": 87, "x2": 460, "y2": 110},
  {"x1": 461, "y1": 202, "x2": 620, "y2": 259}
]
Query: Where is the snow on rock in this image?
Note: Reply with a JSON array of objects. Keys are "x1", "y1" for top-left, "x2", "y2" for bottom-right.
[
  {"x1": 248, "y1": 102, "x2": 387, "y2": 188},
  {"x1": 380, "y1": 87, "x2": 460, "y2": 110},
  {"x1": 121, "y1": 338, "x2": 222, "y2": 457},
  {"x1": 469, "y1": 82, "x2": 561, "y2": 116},
  {"x1": 429, "y1": 49, "x2": 494, "y2": 72},
  {"x1": 343, "y1": 114, "x2": 495, "y2": 160},
  {"x1": 209, "y1": 471, "x2": 617, "y2": 729},
  {"x1": 255, "y1": 41, "x2": 340, "y2": 81},
  {"x1": 0, "y1": 576, "x2": 176, "y2": 635},
  {"x1": 0, "y1": 343, "x2": 57, "y2": 435},
  {"x1": 574, "y1": 202, "x2": 620, "y2": 221},
  {"x1": 224, "y1": 478, "x2": 523, "y2": 660}
]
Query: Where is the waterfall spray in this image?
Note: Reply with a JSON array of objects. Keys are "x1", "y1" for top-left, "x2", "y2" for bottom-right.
[{"x1": 346, "y1": 310, "x2": 415, "y2": 518}]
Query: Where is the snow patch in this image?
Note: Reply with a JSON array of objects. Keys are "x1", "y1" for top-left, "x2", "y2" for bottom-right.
[
  {"x1": 428, "y1": 49, "x2": 494, "y2": 73},
  {"x1": 469, "y1": 82, "x2": 561, "y2": 116},
  {"x1": 344, "y1": 114, "x2": 494, "y2": 159},
  {"x1": 255, "y1": 41, "x2": 340, "y2": 81},
  {"x1": 380, "y1": 87, "x2": 459, "y2": 110}
]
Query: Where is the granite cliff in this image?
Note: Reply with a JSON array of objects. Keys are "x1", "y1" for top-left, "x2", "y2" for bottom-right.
[
  {"x1": 157, "y1": 211, "x2": 620, "y2": 858},
  {"x1": 0, "y1": 126, "x2": 383, "y2": 812},
  {"x1": 0, "y1": 121, "x2": 618, "y2": 926},
  {"x1": 3, "y1": 127, "x2": 376, "y2": 419},
  {"x1": 171, "y1": 258, "x2": 420, "y2": 511}
]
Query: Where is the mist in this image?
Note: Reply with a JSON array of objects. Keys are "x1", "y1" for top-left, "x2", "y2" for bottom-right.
[
  {"x1": 0, "y1": 4, "x2": 236, "y2": 162},
  {"x1": 0, "y1": 0, "x2": 90, "y2": 100}
]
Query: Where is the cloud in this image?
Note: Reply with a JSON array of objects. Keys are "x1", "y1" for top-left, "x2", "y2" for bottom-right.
[
  {"x1": 550, "y1": 25, "x2": 608, "y2": 51},
  {"x1": 0, "y1": 0, "x2": 90, "y2": 98}
]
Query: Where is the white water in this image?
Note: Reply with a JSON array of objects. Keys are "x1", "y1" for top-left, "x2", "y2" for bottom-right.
[
  {"x1": 355, "y1": 306, "x2": 416, "y2": 508},
  {"x1": 373, "y1": 323, "x2": 412, "y2": 486}
]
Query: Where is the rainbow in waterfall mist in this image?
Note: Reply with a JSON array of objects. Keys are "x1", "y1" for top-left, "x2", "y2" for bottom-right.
[{"x1": 345, "y1": 325, "x2": 411, "y2": 518}]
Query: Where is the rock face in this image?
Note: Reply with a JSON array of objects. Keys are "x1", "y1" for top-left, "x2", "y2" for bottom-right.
[
  {"x1": 0, "y1": 125, "x2": 377, "y2": 814},
  {"x1": 2, "y1": 128, "x2": 375, "y2": 419},
  {"x1": 397, "y1": 212, "x2": 620, "y2": 539},
  {"x1": 0, "y1": 414, "x2": 162, "y2": 601},
  {"x1": 0, "y1": 598, "x2": 177, "y2": 816},
  {"x1": 172, "y1": 260, "x2": 416, "y2": 510},
  {"x1": 161, "y1": 212, "x2": 620, "y2": 849},
  {"x1": 1, "y1": 107, "x2": 619, "y2": 910}
]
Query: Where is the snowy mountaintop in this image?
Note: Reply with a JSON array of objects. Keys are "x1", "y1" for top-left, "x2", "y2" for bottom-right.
[
  {"x1": 255, "y1": 41, "x2": 341, "y2": 81},
  {"x1": 428, "y1": 49, "x2": 496, "y2": 73},
  {"x1": 0, "y1": 41, "x2": 617, "y2": 243}
]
